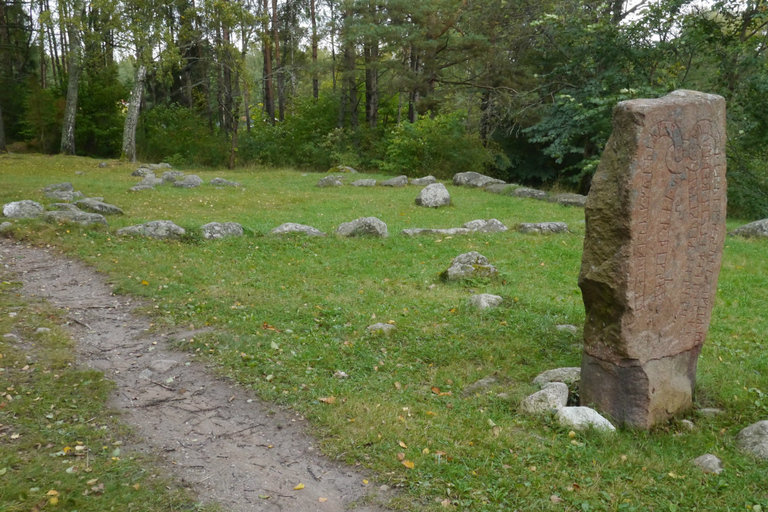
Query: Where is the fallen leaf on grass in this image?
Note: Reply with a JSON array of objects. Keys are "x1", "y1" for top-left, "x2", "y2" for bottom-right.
[
  {"x1": 398, "y1": 440, "x2": 407, "y2": 448},
  {"x1": 294, "y1": 483, "x2": 305, "y2": 490},
  {"x1": 401, "y1": 460, "x2": 415, "y2": 469},
  {"x1": 319, "y1": 397, "x2": 336, "y2": 404},
  {"x1": 441, "y1": 498, "x2": 452, "y2": 508},
  {"x1": 550, "y1": 495, "x2": 563, "y2": 504},
  {"x1": 46, "y1": 490, "x2": 59, "y2": 496},
  {"x1": 262, "y1": 322, "x2": 280, "y2": 332},
  {"x1": 431, "y1": 387, "x2": 440, "y2": 394},
  {"x1": 394, "y1": 382, "x2": 402, "y2": 390},
  {"x1": 397, "y1": 452, "x2": 405, "y2": 461}
]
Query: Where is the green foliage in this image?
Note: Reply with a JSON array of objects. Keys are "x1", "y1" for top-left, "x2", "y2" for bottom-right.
[
  {"x1": 21, "y1": 78, "x2": 63, "y2": 153},
  {"x1": 76, "y1": 64, "x2": 129, "y2": 158}
]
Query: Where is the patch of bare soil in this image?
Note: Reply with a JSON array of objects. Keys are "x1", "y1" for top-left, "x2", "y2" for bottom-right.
[{"x1": 0, "y1": 239, "x2": 392, "y2": 512}]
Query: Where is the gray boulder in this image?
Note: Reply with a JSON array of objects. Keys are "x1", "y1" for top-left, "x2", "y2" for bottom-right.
[
  {"x1": 692, "y1": 454, "x2": 724, "y2": 475},
  {"x1": 520, "y1": 382, "x2": 569, "y2": 415},
  {"x1": 129, "y1": 183, "x2": 157, "y2": 192},
  {"x1": 147, "y1": 163, "x2": 172, "y2": 170},
  {"x1": 556, "y1": 407, "x2": 615, "y2": 432},
  {"x1": 336, "y1": 217, "x2": 388, "y2": 238},
  {"x1": 533, "y1": 367, "x2": 581, "y2": 387},
  {"x1": 415, "y1": 183, "x2": 451, "y2": 208},
  {"x1": 3, "y1": 200, "x2": 44, "y2": 219},
  {"x1": 270, "y1": 223, "x2": 326, "y2": 237},
  {"x1": 736, "y1": 420, "x2": 768, "y2": 459},
  {"x1": 514, "y1": 187, "x2": 548, "y2": 200},
  {"x1": 452, "y1": 172, "x2": 505, "y2": 188},
  {"x1": 367, "y1": 323, "x2": 395, "y2": 334},
  {"x1": 43, "y1": 182, "x2": 74, "y2": 193},
  {"x1": 210, "y1": 177, "x2": 242, "y2": 187},
  {"x1": 381, "y1": 175, "x2": 408, "y2": 187},
  {"x1": 162, "y1": 170, "x2": 185, "y2": 183},
  {"x1": 0, "y1": 221, "x2": 13, "y2": 234},
  {"x1": 43, "y1": 210, "x2": 108, "y2": 227},
  {"x1": 469, "y1": 294, "x2": 503, "y2": 310},
  {"x1": 729, "y1": 219, "x2": 768, "y2": 238},
  {"x1": 351, "y1": 179, "x2": 377, "y2": 187},
  {"x1": 201, "y1": 222, "x2": 244, "y2": 239},
  {"x1": 330, "y1": 165, "x2": 358, "y2": 174},
  {"x1": 117, "y1": 220, "x2": 186, "y2": 239},
  {"x1": 401, "y1": 227, "x2": 471, "y2": 237},
  {"x1": 464, "y1": 219, "x2": 508, "y2": 233},
  {"x1": 317, "y1": 175, "x2": 344, "y2": 187},
  {"x1": 48, "y1": 203, "x2": 81, "y2": 212},
  {"x1": 549, "y1": 193, "x2": 587, "y2": 207},
  {"x1": 132, "y1": 168, "x2": 155, "y2": 178},
  {"x1": 410, "y1": 176, "x2": 437, "y2": 186},
  {"x1": 518, "y1": 222, "x2": 569, "y2": 234},
  {"x1": 173, "y1": 175, "x2": 203, "y2": 188},
  {"x1": 45, "y1": 190, "x2": 79, "y2": 201},
  {"x1": 441, "y1": 251, "x2": 498, "y2": 281},
  {"x1": 75, "y1": 198, "x2": 124, "y2": 215}
]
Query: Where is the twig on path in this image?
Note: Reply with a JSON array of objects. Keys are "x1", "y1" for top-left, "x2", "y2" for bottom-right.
[
  {"x1": 216, "y1": 423, "x2": 264, "y2": 439},
  {"x1": 150, "y1": 380, "x2": 175, "y2": 391},
  {"x1": 66, "y1": 316, "x2": 92, "y2": 329},
  {"x1": 139, "y1": 396, "x2": 187, "y2": 407}
]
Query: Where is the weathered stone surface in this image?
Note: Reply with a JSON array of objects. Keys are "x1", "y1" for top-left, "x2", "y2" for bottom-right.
[
  {"x1": 351, "y1": 179, "x2": 377, "y2": 187},
  {"x1": 210, "y1": 177, "x2": 242, "y2": 187},
  {"x1": 555, "y1": 324, "x2": 579, "y2": 334},
  {"x1": 0, "y1": 221, "x2": 13, "y2": 234},
  {"x1": 117, "y1": 220, "x2": 186, "y2": 239},
  {"x1": 452, "y1": 171, "x2": 505, "y2": 188},
  {"x1": 330, "y1": 165, "x2": 358, "y2": 173},
  {"x1": 162, "y1": 170, "x2": 185, "y2": 183},
  {"x1": 549, "y1": 193, "x2": 587, "y2": 207},
  {"x1": 698, "y1": 407, "x2": 724, "y2": 417},
  {"x1": 410, "y1": 176, "x2": 437, "y2": 186},
  {"x1": 579, "y1": 90, "x2": 727, "y2": 429},
  {"x1": 129, "y1": 183, "x2": 157, "y2": 192},
  {"x1": 173, "y1": 175, "x2": 203, "y2": 188},
  {"x1": 132, "y1": 168, "x2": 155, "y2": 178},
  {"x1": 43, "y1": 182, "x2": 74, "y2": 193},
  {"x1": 98, "y1": 162, "x2": 108, "y2": 168},
  {"x1": 381, "y1": 175, "x2": 408, "y2": 187},
  {"x1": 518, "y1": 222, "x2": 569, "y2": 235},
  {"x1": 468, "y1": 294, "x2": 503, "y2": 310},
  {"x1": 138, "y1": 177, "x2": 163, "y2": 187},
  {"x1": 48, "y1": 203, "x2": 81, "y2": 212},
  {"x1": 43, "y1": 210, "x2": 108, "y2": 227},
  {"x1": 3, "y1": 200, "x2": 44, "y2": 219},
  {"x1": 367, "y1": 323, "x2": 395, "y2": 334},
  {"x1": 201, "y1": 222, "x2": 244, "y2": 239},
  {"x1": 415, "y1": 183, "x2": 451, "y2": 207},
  {"x1": 729, "y1": 219, "x2": 768, "y2": 238},
  {"x1": 441, "y1": 251, "x2": 498, "y2": 281},
  {"x1": 270, "y1": 223, "x2": 326, "y2": 236},
  {"x1": 692, "y1": 454, "x2": 724, "y2": 474},
  {"x1": 533, "y1": 367, "x2": 581, "y2": 387},
  {"x1": 317, "y1": 175, "x2": 344, "y2": 187},
  {"x1": 463, "y1": 219, "x2": 507, "y2": 233},
  {"x1": 75, "y1": 198, "x2": 124, "y2": 215},
  {"x1": 45, "y1": 190, "x2": 78, "y2": 201},
  {"x1": 401, "y1": 227, "x2": 471, "y2": 237},
  {"x1": 336, "y1": 217, "x2": 388, "y2": 238},
  {"x1": 556, "y1": 406, "x2": 616, "y2": 432},
  {"x1": 520, "y1": 382, "x2": 569, "y2": 414},
  {"x1": 514, "y1": 187, "x2": 548, "y2": 200},
  {"x1": 736, "y1": 421, "x2": 768, "y2": 459},
  {"x1": 149, "y1": 359, "x2": 178, "y2": 372}
]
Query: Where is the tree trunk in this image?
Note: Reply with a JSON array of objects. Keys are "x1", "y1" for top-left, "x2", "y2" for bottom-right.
[
  {"x1": 122, "y1": 64, "x2": 147, "y2": 162},
  {"x1": 273, "y1": 0, "x2": 284, "y2": 122},
  {"x1": 329, "y1": 0, "x2": 336, "y2": 91},
  {"x1": 262, "y1": 0, "x2": 275, "y2": 124},
  {"x1": 407, "y1": 46, "x2": 419, "y2": 124},
  {"x1": 364, "y1": 40, "x2": 378, "y2": 128},
  {"x1": 311, "y1": 0, "x2": 318, "y2": 99},
  {"x1": 60, "y1": 0, "x2": 83, "y2": 155},
  {"x1": 0, "y1": 100, "x2": 7, "y2": 152},
  {"x1": 228, "y1": 69, "x2": 241, "y2": 169}
]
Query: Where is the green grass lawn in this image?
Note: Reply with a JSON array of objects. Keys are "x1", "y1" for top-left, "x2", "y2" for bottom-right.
[{"x1": 2, "y1": 153, "x2": 767, "y2": 511}]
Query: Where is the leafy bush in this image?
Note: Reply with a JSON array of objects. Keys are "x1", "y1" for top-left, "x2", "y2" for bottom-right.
[
  {"x1": 21, "y1": 78, "x2": 63, "y2": 153},
  {"x1": 76, "y1": 64, "x2": 128, "y2": 157}
]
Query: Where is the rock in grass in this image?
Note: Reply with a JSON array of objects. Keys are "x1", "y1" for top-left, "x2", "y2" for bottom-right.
[
  {"x1": 98, "y1": 162, "x2": 108, "y2": 168},
  {"x1": 317, "y1": 175, "x2": 344, "y2": 187},
  {"x1": 45, "y1": 190, "x2": 79, "y2": 201},
  {"x1": 520, "y1": 382, "x2": 569, "y2": 415},
  {"x1": 162, "y1": 171, "x2": 185, "y2": 183},
  {"x1": 3, "y1": 200, "x2": 44, "y2": 219},
  {"x1": 401, "y1": 227, "x2": 471, "y2": 237},
  {"x1": 415, "y1": 183, "x2": 451, "y2": 208},
  {"x1": 381, "y1": 175, "x2": 408, "y2": 187},
  {"x1": 330, "y1": 165, "x2": 358, "y2": 173},
  {"x1": 736, "y1": 421, "x2": 768, "y2": 459},
  {"x1": 0, "y1": 221, "x2": 13, "y2": 234},
  {"x1": 351, "y1": 179, "x2": 377, "y2": 187},
  {"x1": 75, "y1": 198, "x2": 124, "y2": 215},
  {"x1": 533, "y1": 367, "x2": 581, "y2": 387},
  {"x1": 117, "y1": 220, "x2": 185, "y2": 239},
  {"x1": 549, "y1": 193, "x2": 587, "y2": 207},
  {"x1": 518, "y1": 222, "x2": 569, "y2": 235},
  {"x1": 555, "y1": 324, "x2": 578, "y2": 334},
  {"x1": 485, "y1": 184, "x2": 515, "y2": 195},
  {"x1": 129, "y1": 183, "x2": 157, "y2": 192},
  {"x1": 132, "y1": 168, "x2": 155, "y2": 178},
  {"x1": 210, "y1": 177, "x2": 242, "y2": 187},
  {"x1": 463, "y1": 219, "x2": 507, "y2": 233},
  {"x1": 729, "y1": 219, "x2": 768, "y2": 238},
  {"x1": 452, "y1": 172, "x2": 505, "y2": 188},
  {"x1": 692, "y1": 454, "x2": 724, "y2": 474},
  {"x1": 469, "y1": 294, "x2": 503, "y2": 310},
  {"x1": 43, "y1": 210, "x2": 108, "y2": 227},
  {"x1": 440, "y1": 251, "x2": 497, "y2": 281},
  {"x1": 463, "y1": 375, "x2": 497, "y2": 395},
  {"x1": 201, "y1": 222, "x2": 244, "y2": 239},
  {"x1": 173, "y1": 175, "x2": 203, "y2": 188},
  {"x1": 270, "y1": 223, "x2": 326, "y2": 237},
  {"x1": 43, "y1": 182, "x2": 74, "y2": 193},
  {"x1": 48, "y1": 203, "x2": 81, "y2": 212},
  {"x1": 556, "y1": 406, "x2": 615, "y2": 432},
  {"x1": 367, "y1": 323, "x2": 395, "y2": 334},
  {"x1": 514, "y1": 187, "x2": 548, "y2": 200},
  {"x1": 336, "y1": 217, "x2": 388, "y2": 238},
  {"x1": 410, "y1": 176, "x2": 436, "y2": 186}
]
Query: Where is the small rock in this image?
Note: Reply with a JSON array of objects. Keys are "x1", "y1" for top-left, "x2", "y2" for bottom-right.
[
  {"x1": 518, "y1": 222, "x2": 569, "y2": 234},
  {"x1": 43, "y1": 210, "x2": 108, "y2": 227},
  {"x1": 555, "y1": 324, "x2": 578, "y2": 334},
  {"x1": 75, "y1": 198, "x2": 124, "y2": 215},
  {"x1": 333, "y1": 370, "x2": 349, "y2": 379},
  {"x1": 138, "y1": 177, "x2": 163, "y2": 187},
  {"x1": 330, "y1": 165, "x2": 358, "y2": 173},
  {"x1": 380, "y1": 175, "x2": 408, "y2": 187},
  {"x1": 43, "y1": 182, "x2": 74, "y2": 193},
  {"x1": 692, "y1": 454, "x2": 724, "y2": 474},
  {"x1": 148, "y1": 359, "x2": 178, "y2": 373},
  {"x1": 367, "y1": 323, "x2": 395, "y2": 335},
  {"x1": 468, "y1": 294, "x2": 503, "y2": 310},
  {"x1": 736, "y1": 420, "x2": 768, "y2": 459},
  {"x1": 463, "y1": 375, "x2": 497, "y2": 395},
  {"x1": 162, "y1": 171, "x2": 185, "y2": 183},
  {"x1": 36, "y1": 327, "x2": 51, "y2": 334},
  {"x1": 549, "y1": 193, "x2": 587, "y2": 207},
  {"x1": 379, "y1": 485, "x2": 390, "y2": 492},
  {"x1": 336, "y1": 217, "x2": 388, "y2": 238},
  {"x1": 463, "y1": 219, "x2": 508, "y2": 233},
  {"x1": 117, "y1": 220, "x2": 186, "y2": 239},
  {"x1": 698, "y1": 407, "x2": 724, "y2": 417},
  {"x1": 440, "y1": 251, "x2": 497, "y2": 281},
  {"x1": 410, "y1": 176, "x2": 437, "y2": 186},
  {"x1": 98, "y1": 162, "x2": 108, "y2": 168},
  {"x1": 520, "y1": 382, "x2": 569, "y2": 414},
  {"x1": 514, "y1": 187, "x2": 548, "y2": 200},
  {"x1": 132, "y1": 168, "x2": 155, "y2": 178},
  {"x1": 129, "y1": 183, "x2": 157, "y2": 192},
  {"x1": 415, "y1": 183, "x2": 451, "y2": 208},
  {"x1": 317, "y1": 175, "x2": 344, "y2": 187},
  {"x1": 533, "y1": 367, "x2": 581, "y2": 387},
  {"x1": 210, "y1": 177, "x2": 242, "y2": 187},
  {"x1": 201, "y1": 222, "x2": 244, "y2": 239},
  {"x1": 173, "y1": 175, "x2": 203, "y2": 188},
  {"x1": 0, "y1": 221, "x2": 13, "y2": 234},
  {"x1": 351, "y1": 179, "x2": 377, "y2": 187},
  {"x1": 556, "y1": 406, "x2": 615, "y2": 431},
  {"x1": 452, "y1": 171, "x2": 505, "y2": 188},
  {"x1": 401, "y1": 227, "x2": 470, "y2": 237},
  {"x1": 138, "y1": 369, "x2": 153, "y2": 380},
  {"x1": 270, "y1": 223, "x2": 326, "y2": 237},
  {"x1": 729, "y1": 219, "x2": 768, "y2": 238},
  {"x1": 680, "y1": 419, "x2": 695, "y2": 431},
  {"x1": 3, "y1": 200, "x2": 44, "y2": 219},
  {"x1": 2, "y1": 333, "x2": 18, "y2": 340}
]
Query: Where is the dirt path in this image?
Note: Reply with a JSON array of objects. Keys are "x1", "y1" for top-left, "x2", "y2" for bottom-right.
[{"x1": 0, "y1": 239, "x2": 392, "y2": 512}]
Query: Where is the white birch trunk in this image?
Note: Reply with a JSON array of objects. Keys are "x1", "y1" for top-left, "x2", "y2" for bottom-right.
[
  {"x1": 60, "y1": 0, "x2": 83, "y2": 155},
  {"x1": 122, "y1": 64, "x2": 147, "y2": 162}
]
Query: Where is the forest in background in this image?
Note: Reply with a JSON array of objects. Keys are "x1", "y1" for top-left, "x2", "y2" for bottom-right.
[{"x1": 1, "y1": 0, "x2": 768, "y2": 218}]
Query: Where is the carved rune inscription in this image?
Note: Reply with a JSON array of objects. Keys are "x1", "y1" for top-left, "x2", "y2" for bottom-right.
[{"x1": 628, "y1": 117, "x2": 725, "y2": 355}]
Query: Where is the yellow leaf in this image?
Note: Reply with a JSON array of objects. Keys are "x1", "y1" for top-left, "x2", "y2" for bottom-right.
[
  {"x1": 398, "y1": 440, "x2": 407, "y2": 449},
  {"x1": 49, "y1": 497, "x2": 59, "y2": 506},
  {"x1": 86, "y1": 479, "x2": 98, "y2": 486},
  {"x1": 422, "y1": 448, "x2": 430, "y2": 454},
  {"x1": 363, "y1": 479, "x2": 369, "y2": 485},
  {"x1": 402, "y1": 460, "x2": 415, "y2": 469},
  {"x1": 294, "y1": 483, "x2": 305, "y2": 490},
  {"x1": 431, "y1": 387, "x2": 440, "y2": 394},
  {"x1": 319, "y1": 497, "x2": 328, "y2": 502},
  {"x1": 133, "y1": 483, "x2": 140, "y2": 490},
  {"x1": 141, "y1": 280, "x2": 149, "y2": 285},
  {"x1": 319, "y1": 397, "x2": 336, "y2": 404},
  {"x1": 47, "y1": 490, "x2": 59, "y2": 496}
]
